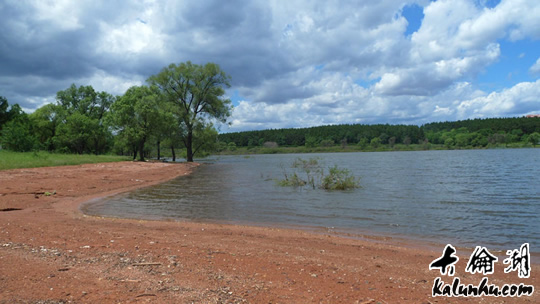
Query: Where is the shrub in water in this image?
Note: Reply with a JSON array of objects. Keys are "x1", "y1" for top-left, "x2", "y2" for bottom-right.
[
  {"x1": 277, "y1": 157, "x2": 360, "y2": 190},
  {"x1": 321, "y1": 165, "x2": 360, "y2": 190}
]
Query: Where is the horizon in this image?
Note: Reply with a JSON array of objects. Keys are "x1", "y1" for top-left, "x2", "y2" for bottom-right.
[{"x1": 1, "y1": 0, "x2": 539, "y2": 133}]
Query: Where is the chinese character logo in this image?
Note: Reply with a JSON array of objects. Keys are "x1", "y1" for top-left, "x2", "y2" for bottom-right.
[
  {"x1": 465, "y1": 246, "x2": 498, "y2": 275},
  {"x1": 504, "y1": 243, "x2": 530, "y2": 278},
  {"x1": 430, "y1": 244, "x2": 459, "y2": 276}
]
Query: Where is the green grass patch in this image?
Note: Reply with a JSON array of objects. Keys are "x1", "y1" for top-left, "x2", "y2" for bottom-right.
[{"x1": 0, "y1": 150, "x2": 129, "y2": 171}]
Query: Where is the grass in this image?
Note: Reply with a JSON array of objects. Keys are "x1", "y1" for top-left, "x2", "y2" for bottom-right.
[
  {"x1": 217, "y1": 144, "x2": 433, "y2": 155},
  {"x1": 216, "y1": 142, "x2": 538, "y2": 156},
  {"x1": 0, "y1": 150, "x2": 129, "y2": 171}
]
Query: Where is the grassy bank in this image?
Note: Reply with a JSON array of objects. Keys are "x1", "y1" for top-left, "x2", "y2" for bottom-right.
[
  {"x1": 216, "y1": 142, "x2": 537, "y2": 156},
  {"x1": 0, "y1": 150, "x2": 129, "y2": 171}
]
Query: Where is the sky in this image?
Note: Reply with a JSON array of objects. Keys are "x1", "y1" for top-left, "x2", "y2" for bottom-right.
[{"x1": 1, "y1": 0, "x2": 539, "y2": 132}]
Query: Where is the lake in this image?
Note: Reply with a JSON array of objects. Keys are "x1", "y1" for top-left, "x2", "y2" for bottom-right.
[{"x1": 83, "y1": 149, "x2": 539, "y2": 252}]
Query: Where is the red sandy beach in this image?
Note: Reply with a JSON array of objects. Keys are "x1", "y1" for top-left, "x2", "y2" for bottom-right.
[{"x1": 0, "y1": 161, "x2": 536, "y2": 303}]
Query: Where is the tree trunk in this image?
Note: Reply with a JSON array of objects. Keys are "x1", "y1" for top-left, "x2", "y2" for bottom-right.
[
  {"x1": 138, "y1": 139, "x2": 145, "y2": 161},
  {"x1": 171, "y1": 146, "x2": 176, "y2": 162},
  {"x1": 133, "y1": 145, "x2": 138, "y2": 160},
  {"x1": 186, "y1": 130, "x2": 194, "y2": 162},
  {"x1": 157, "y1": 140, "x2": 161, "y2": 160}
]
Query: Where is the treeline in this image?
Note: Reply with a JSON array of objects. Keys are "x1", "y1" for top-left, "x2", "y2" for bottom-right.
[
  {"x1": 423, "y1": 117, "x2": 540, "y2": 147},
  {"x1": 219, "y1": 124, "x2": 424, "y2": 148},
  {"x1": 218, "y1": 117, "x2": 540, "y2": 150},
  {"x1": 0, "y1": 61, "x2": 232, "y2": 161}
]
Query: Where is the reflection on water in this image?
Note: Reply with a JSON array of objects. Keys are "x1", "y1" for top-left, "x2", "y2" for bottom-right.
[{"x1": 83, "y1": 149, "x2": 540, "y2": 251}]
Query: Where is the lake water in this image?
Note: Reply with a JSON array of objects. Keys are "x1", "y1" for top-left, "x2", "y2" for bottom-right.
[{"x1": 83, "y1": 149, "x2": 539, "y2": 252}]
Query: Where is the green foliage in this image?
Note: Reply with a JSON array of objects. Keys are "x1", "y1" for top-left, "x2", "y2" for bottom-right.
[
  {"x1": 56, "y1": 84, "x2": 113, "y2": 120},
  {"x1": 227, "y1": 142, "x2": 237, "y2": 151},
  {"x1": 304, "y1": 136, "x2": 318, "y2": 148},
  {"x1": 29, "y1": 104, "x2": 61, "y2": 151},
  {"x1": 1, "y1": 115, "x2": 39, "y2": 152},
  {"x1": 219, "y1": 123, "x2": 425, "y2": 147},
  {"x1": 191, "y1": 122, "x2": 219, "y2": 157},
  {"x1": 10, "y1": 84, "x2": 116, "y2": 155},
  {"x1": 107, "y1": 85, "x2": 161, "y2": 161},
  {"x1": 370, "y1": 137, "x2": 381, "y2": 148},
  {"x1": 53, "y1": 112, "x2": 106, "y2": 154},
  {"x1": 357, "y1": 137, "x2": 369, "y2": 149},
  {"x1": 1, "y1": 97, "x2": 40, "y2": 152},
  {"x1": 528, "y1": 132, "x2": 540, "y2": 146}
]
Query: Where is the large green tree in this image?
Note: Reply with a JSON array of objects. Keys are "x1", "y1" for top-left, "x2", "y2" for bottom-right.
[
  {"x1": 56, "y1": 84, "x2": 113, "y2": 120},
  {"x1": 148, "y1": 61, "x2": 232, "y2": 162},
  {"x1": 108, "y1": 85, "x2": 161, "y2": 161},
  {"x1": 52, "y1": 84, "x2": 115, "y2": 154}
]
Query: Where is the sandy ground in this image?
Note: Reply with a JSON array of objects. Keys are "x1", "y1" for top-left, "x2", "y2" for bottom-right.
[{"x1": 0, "y1": 161, "x2": 537, "y2": 303}]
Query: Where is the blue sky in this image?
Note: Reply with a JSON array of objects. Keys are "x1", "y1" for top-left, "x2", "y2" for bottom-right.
[{"x1": 0, "y1": 0, "x2": 539, "y2": 132}]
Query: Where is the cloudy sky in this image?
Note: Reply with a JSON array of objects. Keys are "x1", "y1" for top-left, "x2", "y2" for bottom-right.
[{"x1": 1, "y1": 0, "x2": 539, "y2": 132}]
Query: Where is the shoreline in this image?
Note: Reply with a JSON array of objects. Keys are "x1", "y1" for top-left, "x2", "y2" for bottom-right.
[
  {"x1": 1, "y1": 161, "x2": 537, "y2": 303},
  {"x1": 81, "y1": 209, "x2": 540, "y2": 265}
]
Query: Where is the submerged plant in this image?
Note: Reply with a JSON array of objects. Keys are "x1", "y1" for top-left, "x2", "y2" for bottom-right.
[
  {"x1": 276, "y1": 157, "x2": 360, "y2": 190},
  {"x1": 321, "y1": 165, "x2": 360, "y2": 190},
  {"x1": 276, "y1": 172, "x2": 306, "y2": 187}
]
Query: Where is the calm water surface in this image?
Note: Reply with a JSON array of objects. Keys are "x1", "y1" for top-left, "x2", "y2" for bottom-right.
[{"x1": 83, "y1": 149, "x2": 539, "y2": 251}]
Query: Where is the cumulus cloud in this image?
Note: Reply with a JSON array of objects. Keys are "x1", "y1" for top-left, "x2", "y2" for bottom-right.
[
  {"x1": 0, "y1": 0, "x2": 539, "y2": 129},
  {"x1": 456, "y1": 79, "x2": 540, "y2": 118}
]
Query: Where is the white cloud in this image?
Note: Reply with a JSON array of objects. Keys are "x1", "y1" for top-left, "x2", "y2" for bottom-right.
[
  {"x1": 83, "y1": 70, "x2": 144, "y2": 96},
  {"x1": 228, "y1": 77, "x2": 540, "y2": 132},
  {"x1": 1, "y1": 0, "x2": 540, "y2": 130},
  {"x1": 97, "y1": 19, "x2": 166, "y2": 55},
  {"x1": 530, "y1": 58, "x2": 540, "y2": 74},
  {"x1": 456, "y1": 79, "x2": 540, "y2": 119}
]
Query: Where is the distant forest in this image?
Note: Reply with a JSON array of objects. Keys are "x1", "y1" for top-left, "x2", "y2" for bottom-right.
[{"x1": 218, "y1": 117, "x2": 540, "y2": 150}]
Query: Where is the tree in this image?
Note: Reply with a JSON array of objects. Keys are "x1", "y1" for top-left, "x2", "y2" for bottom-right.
[
  {"x1": 53, "y1": 84, "x2": 114, "y2": 154},
  {"x1": 159, "y1": 110, "x2": 184, "y2": 162},
  {"x1": 108, "y1": 86, "x2": 161, "y2": 161},
  {"x1": 56, "y1": 84, "x2": 113, "y2": 120},
  {"x1": 190, "y1": 122, "x2": 219, "y2": 157},
  {"x1": 0, "y1": 96, "x2": 9, "y2": 131},
  {"x1": 370, "y1": 137, "x2": 381, "y2": 148},
  {"x1": 30, "y1": 104, "x2": 62, "y2": 151},
  {"x1": 54, "y1": 112, "x2": 101, "y2": 154},
  {"x1": 357, "y1": 137, "x2": 369, "y2": 149},
  {"x1": 148, "y1": 61, "x2": 232, "y2": 162},
  {"x1": 528, "y1": 132, "x2": 540, "y2": 147},
  {"x1": 305, "y1": 136, "x2": 317, "y2": 148},
  {"x1": 1, "y1": 113, "x2": 38, "y2": 152}
]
